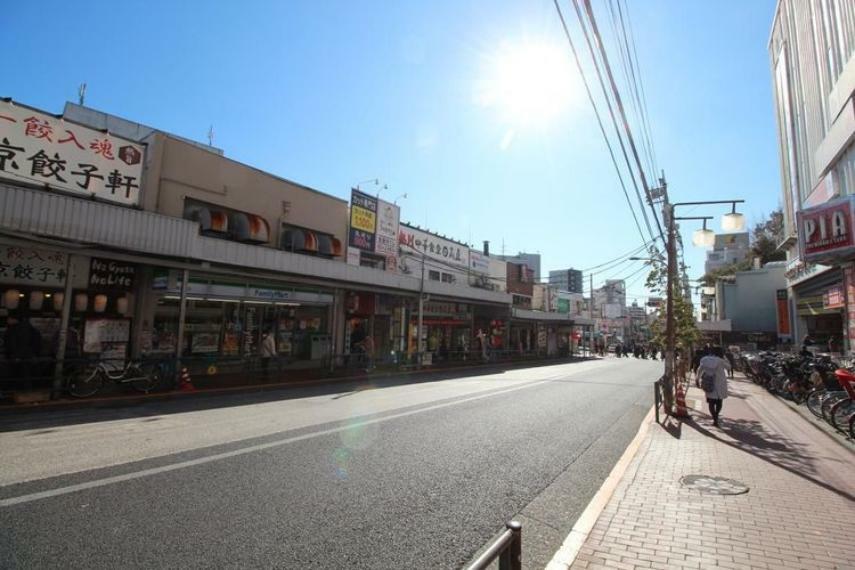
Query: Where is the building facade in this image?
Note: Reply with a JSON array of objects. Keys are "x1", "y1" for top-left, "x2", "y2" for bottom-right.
[
  {"x1": 548, "y1": 268, "x2": 583, "y2": 294},
  {"x1": 769, "y1": 0, "x2": 855, "y2": 348},
  {"x1": 703, "y1": 232, "x2": 750, "y2": 275},
  {"x1": 0, "y1": 99, "x2": 592, "y2": 399}
]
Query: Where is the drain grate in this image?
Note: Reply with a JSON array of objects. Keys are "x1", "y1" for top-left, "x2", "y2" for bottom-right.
[{"x1": 679, "y1": 474, "x2": 749, "y2": 495}]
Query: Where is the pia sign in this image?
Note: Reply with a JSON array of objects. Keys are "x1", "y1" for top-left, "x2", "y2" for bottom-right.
[{"x1": 798, "y1": 196, "x2": 855, "y2": 262}]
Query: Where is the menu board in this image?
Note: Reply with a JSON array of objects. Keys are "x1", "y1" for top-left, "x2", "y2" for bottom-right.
[{"x1": 83, "y1": 318, "x2": 130, "y2": 353}]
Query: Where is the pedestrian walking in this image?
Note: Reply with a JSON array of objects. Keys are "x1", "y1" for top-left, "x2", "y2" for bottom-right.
[
  {"x1": 695, "y1": 346, "x2": 731, "y2": 427},
  {"x1": 724, "y1": 346, "x2": 735, "y2": 378},
  {"x1": 358, "y1": 334, "x2": 375, "y2": 371},
  {"x1": 260, "y1": 329, "x2": 277, "y2": 378}
]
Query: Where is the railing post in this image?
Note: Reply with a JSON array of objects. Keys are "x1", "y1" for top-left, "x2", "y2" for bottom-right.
[
  {"x1": 499, "y1": 521, "x2": 522, "y2": 570},
  {"x1": 654, "y1": 379, "x2": 661, "y2": 424}
]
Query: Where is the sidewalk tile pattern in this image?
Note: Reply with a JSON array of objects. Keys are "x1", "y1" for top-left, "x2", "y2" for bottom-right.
[{"x1": 569, "y1": 378, "x2": 855, "y2": 570}]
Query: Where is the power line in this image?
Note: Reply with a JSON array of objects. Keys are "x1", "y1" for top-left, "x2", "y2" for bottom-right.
[
  {"x1": 567, "y1": 0, "x2": 659, "y2": 247},
  {"x1": 552, "y1": 0, "x2": 651, "y2": 249},
  {"x1": 578, "y1": 240, "x2": 652, "y2": 271},
  {"x1": 575, "y1": 0, "x2": 665, "y2": 245}
]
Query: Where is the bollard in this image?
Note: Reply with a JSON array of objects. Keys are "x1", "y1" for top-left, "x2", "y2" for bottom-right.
[{"x1": 500, "y1": 520, "x2": 522, "y2": 570}]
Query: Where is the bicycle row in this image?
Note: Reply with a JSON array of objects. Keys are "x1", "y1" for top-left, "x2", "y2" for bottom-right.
[{"x1": 736, "y1": 351, "x2": 855, "y2": 439}]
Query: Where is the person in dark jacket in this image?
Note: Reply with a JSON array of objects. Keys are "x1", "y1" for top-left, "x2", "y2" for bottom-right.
[{"x1": 3, "y1": 316, "x2": 42, "y2": 388}]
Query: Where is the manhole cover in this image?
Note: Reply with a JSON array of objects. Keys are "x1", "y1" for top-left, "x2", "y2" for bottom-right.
[{"x1": 679, "y1": 475, "x2": 749, "y2": 495}]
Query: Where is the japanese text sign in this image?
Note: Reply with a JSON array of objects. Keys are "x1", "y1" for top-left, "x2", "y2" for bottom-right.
[
  {"x1": 0, "y1": 243, "x2": 67, "y2": 287},
  {"x1": 374, "y1": 198, "x2": 400, "y2": 256},
  {"x1": 0, "y1": 100, "x2": 144, "y2": 206},
  {"x1": 398, "y1": 225, "x2": 470, "y2": 270},
  {"x1": 89, "y1": 257, "x2": 136, "y2": 291},
  {"x1": 349, "y1": 189, "x2": 377, "y2": 252},
  {"x1": 798, "y1": 196, "x2": 855, "y2": 262}
]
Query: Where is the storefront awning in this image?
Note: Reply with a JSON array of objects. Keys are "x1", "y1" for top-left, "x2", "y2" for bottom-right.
[{"x1": 0, "y1": 183, "x2": 513, "y2": 306}]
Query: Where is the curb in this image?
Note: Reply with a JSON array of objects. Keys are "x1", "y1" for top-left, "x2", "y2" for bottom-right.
[
  {"x1": 544, "y1": 404, "x2": 656, "y2": 570},
  {"x1": 0, "y1": 356, "x2": 601, "y2": 416}
]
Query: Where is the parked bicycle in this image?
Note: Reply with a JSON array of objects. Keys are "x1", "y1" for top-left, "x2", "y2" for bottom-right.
[{"x1": 67, "y1": 358, "x2": 164, "y2": 397}]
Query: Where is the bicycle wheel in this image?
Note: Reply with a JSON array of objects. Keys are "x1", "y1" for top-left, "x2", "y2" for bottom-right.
[
  {"x1": 68, "y1": 367, "x2": 104, "y2": 397},
  {"x1": 830, "y1": 399, "x2": 854, "y2": 432},
  {"x1": 806, "y1": 390, "x2": 825, "y2": 418},
  {"x1": 129, "y1": 365, "x2": 161, "y2": 393},
  {"x1": 821, "y1": 392, "x2": 847, "y2": 423}
]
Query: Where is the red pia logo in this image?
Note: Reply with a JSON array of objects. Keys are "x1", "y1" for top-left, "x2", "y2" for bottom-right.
[{"x1": 803, "y1": 202, "x2": 851, "y2": 253}]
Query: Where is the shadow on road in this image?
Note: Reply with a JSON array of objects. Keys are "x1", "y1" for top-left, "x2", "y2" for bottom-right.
[{"x1": 0, "y1": 358, "x2": 601, "y2": 433}]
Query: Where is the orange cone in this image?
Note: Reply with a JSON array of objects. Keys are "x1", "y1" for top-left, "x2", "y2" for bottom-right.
[
  {"x1": 674, "y1": 380, "x2": 689, "y2": 418},
  {"x1": 179, "y1": 367, "x2": 196, "y2": 392}
]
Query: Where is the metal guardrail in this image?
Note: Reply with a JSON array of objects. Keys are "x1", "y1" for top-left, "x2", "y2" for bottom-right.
[{"x1": 465, "y1": 521, "x2": 522, "y2": 570}]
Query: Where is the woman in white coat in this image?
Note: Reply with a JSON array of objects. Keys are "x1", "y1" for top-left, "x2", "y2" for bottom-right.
[{"x1": 695, "y1": 346, "x2": 731, "y2": 427}]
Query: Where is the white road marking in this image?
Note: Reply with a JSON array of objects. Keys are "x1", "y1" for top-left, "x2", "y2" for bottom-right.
[{"x1": 0, "y1": 378, "x2": 554, "y2": 507}]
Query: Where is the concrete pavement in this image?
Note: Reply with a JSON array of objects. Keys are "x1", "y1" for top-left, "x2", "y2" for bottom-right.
[{"x1": 551, "y1": 375, "x2": 855, "y2": 570}]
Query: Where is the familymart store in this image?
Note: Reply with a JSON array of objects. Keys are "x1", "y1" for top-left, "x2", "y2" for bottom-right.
[{"x1": 142, "y1": 271, "x2": 335, "y2": 369}]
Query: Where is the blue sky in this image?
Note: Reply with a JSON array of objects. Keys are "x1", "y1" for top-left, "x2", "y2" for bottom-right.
[{"x1": 5, "y1": 0, "x2": 780, "y2": 303}]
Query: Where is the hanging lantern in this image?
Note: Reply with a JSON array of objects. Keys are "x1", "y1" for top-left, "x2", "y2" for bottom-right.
[
  {"x1": 74, "y1": 293, "x2": 89, "y2": 312},
  {"x1": 3, "y1": 289, "x2": 20, "y2": 310},
  {"x1": 116, "y1": 296, "x2": 129, "y2": 315},
  {"x1": 29, "y1": 291, "x2": 44, "y2": 311},
  {"x1": 691, "y1": 218, "x2": 716, "y2": 248},
  {"x1": 53, "y1": 292, "x2": 65, "y2": 311},
  {"x1": 94, "y1": 294, "x2": 108, "y2": 313}
]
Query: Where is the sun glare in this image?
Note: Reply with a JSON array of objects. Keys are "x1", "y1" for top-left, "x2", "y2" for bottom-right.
[{"x1": 476, "y1": 40, "x2": 579, "y2": 129}]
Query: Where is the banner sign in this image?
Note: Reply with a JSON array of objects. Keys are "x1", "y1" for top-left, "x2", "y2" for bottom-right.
[
  {"x1": 823, "y1": 285, "x2": 845, "y2": 309},
  {"x1": 398, "y1": 224, "x2": 469, "y2": 271},
  {"x1": 845, "y1": 267, "x2": 855, "y2": 349},
  {"x1": 349, "y1": 189, "x2": 377, "y2": 252},
  {"x1": 0, "y1": 243, "x2": 67, "y2": 287},
  {"x1": 89, "y1": 257, "x2": 136, "y2": 291},
  {"x1": 375, "y1": 198, "x2": 399, "y2": 273},
  {"x1": 0, "y1": 100, "x2": 144, "y2": 206},
  {"x1": 798, "y1": 196, "x2": 855, "y2": 262},
  {"x1": 469, "y1": 250, "x2": 490, "y2": 274},
  {"x1": 776, "y1": 289, "x2": 790, "y2": 336}
]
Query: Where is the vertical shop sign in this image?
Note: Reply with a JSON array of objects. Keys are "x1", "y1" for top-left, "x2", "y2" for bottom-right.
[
  {"x1": 0, "y1": 100, "x2": 144, "y2": 205},
  {"x1": 349, "y1": 189, "x2": 377, "y2": 252},
  {"x1": 775, "y1": 289, "x2": 790, "y2": 336},
  {"x1": 374, "y1": 198, "x2": 400, "y2": 272},
  {"x1": 844, "y1": 266, "x2": 855, "y2": 351}
]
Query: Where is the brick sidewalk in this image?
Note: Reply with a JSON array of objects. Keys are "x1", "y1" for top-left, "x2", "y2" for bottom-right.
[{"x1": 562, "y1": 376, "x2": 855, "y2": 570}]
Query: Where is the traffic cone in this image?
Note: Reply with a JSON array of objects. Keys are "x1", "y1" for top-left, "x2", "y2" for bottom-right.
[
  {"x1": 674, "y1": 380, "x2": 689, "y2": 418},
  {"x1": 178, "y1": 367, "x2": 196, "y2": 392}
]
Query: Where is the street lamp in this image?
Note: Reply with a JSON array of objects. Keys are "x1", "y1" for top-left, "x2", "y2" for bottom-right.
[
  {"x1": 690, "y1": 218, "x2": 716, "y2": 248},
  {"x1": 721, "y1": 202, "x2": 746, "y2": 232}
]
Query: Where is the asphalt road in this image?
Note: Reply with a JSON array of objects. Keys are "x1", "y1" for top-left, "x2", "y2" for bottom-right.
[{"x1": 0, "y1": 357, "x2": 662, "y2": 569}]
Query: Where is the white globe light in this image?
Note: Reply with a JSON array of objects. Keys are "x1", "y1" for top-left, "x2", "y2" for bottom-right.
[
  {"x1": 721, "y1": 212, "x2": 745, "y2": 231},
  {"x1": 692, "y1": 228, "x2": 715, "y2": 248}
]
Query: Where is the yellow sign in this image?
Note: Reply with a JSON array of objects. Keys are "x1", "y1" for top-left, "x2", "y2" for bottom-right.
[{"x1": 351, "y1": 205, "x2": 376, "y2": 232}]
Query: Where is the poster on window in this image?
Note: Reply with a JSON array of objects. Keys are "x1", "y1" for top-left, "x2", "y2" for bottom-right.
[
  {"x1": 83, "y1": 318, "x2": 131, "y2": 353},
  {"x1": 0, "y1": 100, "x2": 144, "y2": 206}
]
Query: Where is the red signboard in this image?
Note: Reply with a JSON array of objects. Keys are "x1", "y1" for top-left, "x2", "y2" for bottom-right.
[
  {"x1": 824, "y1": 286, "x2": 845, "y2": 309},
  {"x1": 798, "y1": 196, "x2": 855, "y2": 262}
]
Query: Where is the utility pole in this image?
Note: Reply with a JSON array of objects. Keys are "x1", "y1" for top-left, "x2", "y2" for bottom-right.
[
  {"x1": 418, "y1": 251, "x2": 425, "y2": 367},
  {"x1": 662, "y1": 196, "x2": 676, "y2": 412}
]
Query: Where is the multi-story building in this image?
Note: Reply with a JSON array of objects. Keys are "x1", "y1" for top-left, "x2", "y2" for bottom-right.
[
  {"x1": 769, "y1": 1, "x2": 855, "y2": 347},
  {"x1": 548, "y1": 268, "x2": 583, "y2": 294},
  {"x1": 498, "y1": 252, "x2": 541, "y2": 281},
  {"x1": 703, "y1": 232, "x2": 751, "y2": 275}
]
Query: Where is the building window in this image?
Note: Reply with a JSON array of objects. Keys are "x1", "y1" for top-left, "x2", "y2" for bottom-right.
[
  {"x1": 428, "y1": 270, "x2": 440, "y2": 281},
  {"x1": 359, "y1": 253, "x2": 386, "y2": 270},
  {"x1": 441, "y1": 272, "x2": 454, "y2": 283}
]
